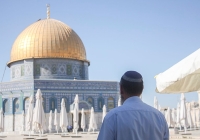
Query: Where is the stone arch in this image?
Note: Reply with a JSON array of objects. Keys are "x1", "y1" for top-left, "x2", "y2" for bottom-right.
[
  {"x1": 87, "y1": 96, "x2": 94, "y2": 107},
  {"x1": 98, "y1": 96, "x2": 104, "y2": 111},
  {"x1": 13, "y1": 98, "x2": 20, "y2": 113},
  {"x1": 3, "y1": 99, "x2": 9, "y2": 113},
  {"x1": 49, "y1": 97, "x2": 56, "y2": 112},
  {"x1": 107, "y1": 96, "x2": 115, "y2": 110},
  {"x1": 24, "y1": 97, "x2": 30, "y2": 113}
]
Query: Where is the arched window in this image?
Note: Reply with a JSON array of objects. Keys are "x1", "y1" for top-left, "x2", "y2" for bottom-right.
[
  {"x1": 98, "y1": 97, "x2": 104, "y2": 111},
  {"x1": 49, "y1": 98, "x2": 56, "y2": 112},
  {"x1": 14, "y1": 98, "x2": 20, "y2": 113},
  {"x1": 3, "y1": 99, "x2": 9, "y2": 113},
  {"x1": 24, "y1": 97, "x2": 30, "y2": 113},
  {"x1": 108, "y1": 97, "x2": 115, "y2": 110},
  {"x1": 87, "y1": 97, "x2": 94, "y2": 107}
]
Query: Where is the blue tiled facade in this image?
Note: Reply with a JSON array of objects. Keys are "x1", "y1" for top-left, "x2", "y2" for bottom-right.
[
  {"x1": 1, "y1": 41, "x2": 119, "y2": 116},
  {"x1": 0, "y1": 72, "x2": 119, "y2": 115}
]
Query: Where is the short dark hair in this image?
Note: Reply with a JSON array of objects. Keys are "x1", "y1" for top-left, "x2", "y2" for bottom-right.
[{"x1": 120, "y1": 79, "x2": 143, "y2": 96}]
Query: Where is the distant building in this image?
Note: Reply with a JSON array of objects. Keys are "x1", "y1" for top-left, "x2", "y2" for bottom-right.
[{"x1": 0, "y1": 9, "x2": 119, "y2": 132}]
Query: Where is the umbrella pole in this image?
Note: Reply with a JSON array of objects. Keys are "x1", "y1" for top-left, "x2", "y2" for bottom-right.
[
  {"x1": 39, "y1": 130, "x2": 41, "y2": 137},
  {"x1": 76, "y1": 129, "x2": 77, "y2": 136}
]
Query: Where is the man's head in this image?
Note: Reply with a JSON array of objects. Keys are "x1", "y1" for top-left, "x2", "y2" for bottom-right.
[{"x1": 120, "y1": 71, "x2": 143, "y2": 103}]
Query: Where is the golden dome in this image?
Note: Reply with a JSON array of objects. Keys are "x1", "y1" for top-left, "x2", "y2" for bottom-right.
[{"x1": 8, "y1": 19, "x2": 89, "y2": 66}]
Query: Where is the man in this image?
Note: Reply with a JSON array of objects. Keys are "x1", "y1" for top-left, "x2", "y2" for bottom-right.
[{"x1": 97, "y1": 71, "x2": 169, "y2": 140}]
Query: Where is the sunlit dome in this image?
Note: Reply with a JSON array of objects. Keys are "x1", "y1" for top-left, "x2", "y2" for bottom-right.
[{"x1": 7, "y1": 18, "x2": 89, "y2": 66}]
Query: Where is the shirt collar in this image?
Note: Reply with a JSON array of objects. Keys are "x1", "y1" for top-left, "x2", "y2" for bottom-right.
[{"x1": 123, "y1": 96, "x2": 142, "y2": 105}]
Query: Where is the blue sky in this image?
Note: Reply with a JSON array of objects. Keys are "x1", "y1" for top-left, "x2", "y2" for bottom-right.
[{"x1": 0, "y1": 1, "x2": 200, "y2": 108}]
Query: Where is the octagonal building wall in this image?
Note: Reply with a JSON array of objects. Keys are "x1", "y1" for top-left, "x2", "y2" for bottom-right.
[{"x1": 9, "y1": 58, "x2": 89, "y2": 81}]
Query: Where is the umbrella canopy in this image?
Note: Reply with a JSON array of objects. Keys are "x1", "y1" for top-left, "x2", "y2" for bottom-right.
[
  {"x1": 81, "y1": 108, "x2": 85, "y2": 130},
  {"x1": 155, "y1": 48, "x2": 200, "y2": 93},
  {"x1": 118, "y1": 96, "x2": 121, "y2": 106},
  {"x1": 0, "y1": 108, "x2": 3, "y2": 132},
  {"x1": 54, "y1": 109, "x2": 59, "y2": 132},
  {"x1": 154, "y1": 96, "x2": 158, "y2": 109},
  {"x1": 60, "y1": 98, "x2": 68, "y2": 132},
  {"x1": 48, "y1": 110, "x2": 53, "y2": 132},
  {"x1": 73, "y1": 94, "x2": 79, "y2": 130},
  {"x1": 26, "y1": 95, "x2": 34, "y2": 131},
  {"x1": 32, "y1": 89, "x2": 46, "y2": 132},
  {"x1": 88, "y1": 107, "x2": 97, "y2": 132},
  {"x1": 165, "y1": 107, "x2": 174, "y2": 127},
  {"x1": 102, "y1": 105, "x2": 106, "y2": 122}
]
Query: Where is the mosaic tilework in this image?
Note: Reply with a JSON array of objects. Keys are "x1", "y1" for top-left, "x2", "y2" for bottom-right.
[
  {"x1": 0, "y1": 80, "x2": 33, "y2": 92},
  {"x1": 66, "y1": 64, "x2": 72, "y2": 75},
  {"x1": 58, "y1": 64, "x2": 66, "y2": 75},
  {"x1": 34, "y1": 59, "x2": 88, "y2": 80},
  {"x1": 51, "y1": 64, "x2": 57, "y2": 74},
  {"x1": 25, "y1": 64, "x2": 32, "y2": 76},
  {"x1": 11, "y1": 67, "x2": 15, "y2": 78},
  {"x1": 41, "y1": 93, "x2": 116, "y2": 113},
  {"x1": 15, "y1": 66, "x2": 21, "y2": 78},
  {"x1": 41, "y1": 64, "x2": 51, "y2": 75},
  {"x1": 35, "y1": 64, "x2": 40, "y2": 75},
  {"x1": 10, "y1": 60, "x2": 34, "y2": 81},
  {"x1": 21, "y1": 65, "x2": 25, "y2": 76},
  {"x1": 34, "y1": 80, "x2": 118, "y2": 91}
]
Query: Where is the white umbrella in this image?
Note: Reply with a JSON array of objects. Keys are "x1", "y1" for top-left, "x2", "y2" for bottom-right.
[
  {"x1": 48, "y1": 110, "x2": 53, "y2": 133},
  {"x1": 154, "y1": 96, "x2": 158, "y2": 109},
  {"x1": 88, "y1": 107, "x2": 97, "y2": 133},
  {"x1": 60, "y1": 98, "x2": 68, "y2": 133},
  {"x1": 176, "y1": 102, "x2": 181, "y2": 130},
  {"x1": 155, "y1": 48, "x2": 200, "y2": 93},
  {"x1": 195, "y1": 108, "x2": 200, "y2": 129},
  {"x1": 73, "y1": 94, "x2": 79, "y2": 135},
  {"x1": 81, "y1": 108, "x2": 85, "y2": 132},
  {"x1": 180, "y1": 93, "x2": 187, "y2": 133},
  {"x1": 118, "y1": 96, "x2": 121, "y2": 106},
  {"x1": 102, "y1": 105, "x2": 106, "y2": 122},
  {"x1": 165, "y1": 107, "x2": 174, "y2": 127},
  {"x1": 187, "y1": 103, "x2": 193, "y2": 130},
  {"x1": 193, "y1": 109, "x2": 197, "y2": 129},
  {"x1": 158, "y1": 105, "x2": 161, "y2": 112},
  {"x1": 26, "y1": 95, "x2": 34, "y2": 133},
  {"x1": 0, "y1": 108, "x2": 3, "y2": 132},
  {"x1": 171, "y1": 108, "x2": 176, "y2": 124},
  {"x1": 54, "y1": 109, "x2": 59, "y2": 133},
  {"x1": 32, "y1": 89, "x2": 46, "y2": 135}
]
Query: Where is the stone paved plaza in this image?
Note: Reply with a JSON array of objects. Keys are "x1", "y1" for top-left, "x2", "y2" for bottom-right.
[{"x1": 1, "y1": 130, "x2": 200, "y2": 140}]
